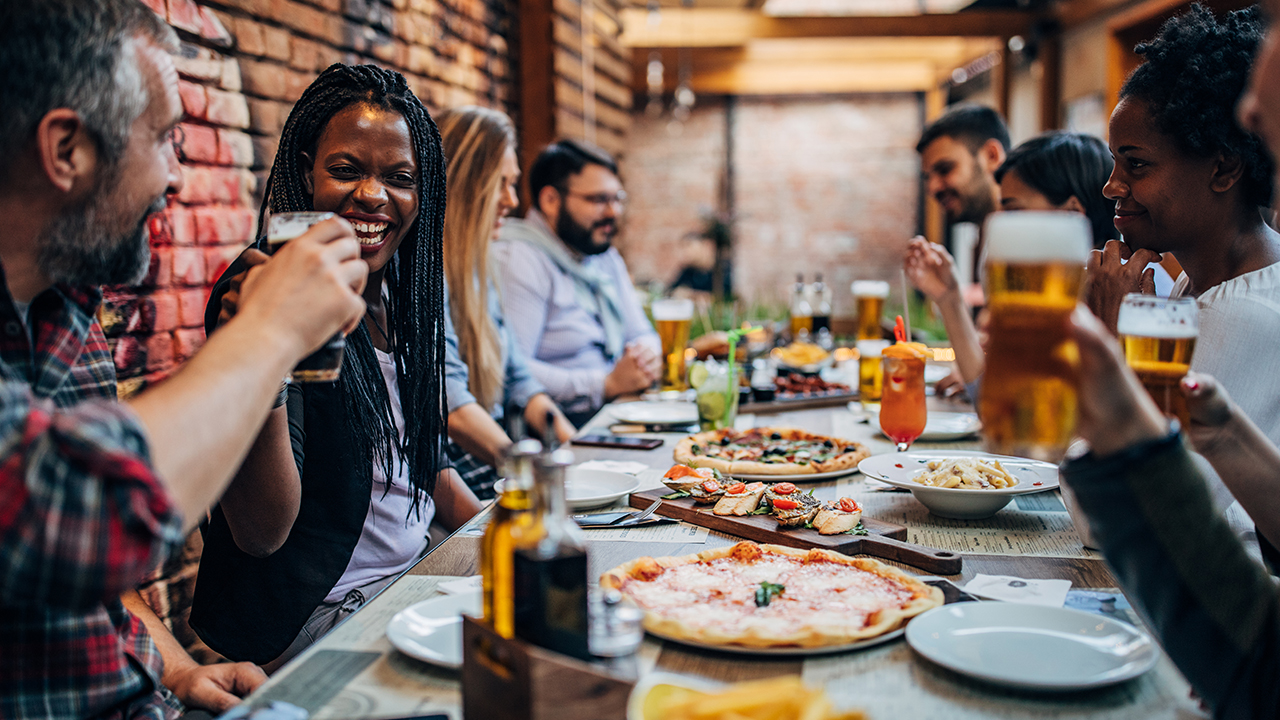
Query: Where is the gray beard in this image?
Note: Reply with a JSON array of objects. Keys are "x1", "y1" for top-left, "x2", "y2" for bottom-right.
[{"x1": 37, "y1": 186, "x2": 161, "y2": 287}]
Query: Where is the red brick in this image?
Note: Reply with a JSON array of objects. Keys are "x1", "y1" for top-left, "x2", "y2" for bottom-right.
[
  {"x1": 240, "y1": 58, "x2": 288, "y2": 100},
  {"x1": 167, "y1": 207, "x2": 196, "y2": 246},
  {"x1": 174, "y1": 328, "x2": 206, "y2": 362},
  {"x1": 206, "y1": 88, "x2": 250, "y2": 129},
  {"x1": 172, "y1": 247, "x2": 207, "y2": 286},
  {"x1": 176, "y1": 166, "x2": 211, "y2": 205},
  {"x1": 177, "y1": 289, "x2": 207, "y2": 327},
  {"x1": 247, "y1": 98, "x2": 285, "y2": 137},
  {"x1": 193, "y1": 205, "x2": 255, "y2": 245},
  {"x1": 178, "y1": 80, "x2": 207, "y2": 120},
  {"x1": 149, "y1": 291, "x2": 180, "y2": 332},
  {"x1": 221, "y1": 59, "x2": 243, "y2": 92},
  {"x1": 179, "y1": 123, "x2": 219, "y2": 164},
  {"x1": 113, "y1": 336, "x2": 146, "y2": 376},
  {"x1": 263, "y1": 25, "x2": 292, "y2": 62},
  {"x1": 148, "y1": 245, "x2": 174, "y2": 287},
  {"x1": 205, "y1": 246, "x2": 241, "y2": 284},
  {"x1": 175, "y1": 48, "x2": 224, "y2": 83},
  {"x1": 290, "y1": 37, "x2": 321, "y2": 72},
  {"x1": 166, "y1": 0, "x2": 202, "y2": 34},
  {"x1": 284, "y1": 69, "x2": 312, "y2": 102},
  {"x1": 198, "y1": 6, "x2": 234, "y2": 46},
  {"x1": 233, "y1": 17, "x2": 266, "y2": 57},
  {"x1": 217, "y1": 129, "x2": 254, "y2": 168},
  {"x1": 146, "y1": 332, "x2": 175, "y2": 372},
  {"x1": 251, "y1": 135, "x2": 278, "y2": 171},
  {"x1": 140, "y1": 0, "x2": 166, "y2": 16},
  {"x1": 146, "y1": 213, "x2": 172, "y2": 246},
  {"x1": 208, "y1": 168, "x2": 242, "y2": 204}
]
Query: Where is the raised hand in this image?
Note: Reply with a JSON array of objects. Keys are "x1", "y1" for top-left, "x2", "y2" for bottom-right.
[{"x1": 1084, "y1": 240, "x2": 1161, "y2": 335}]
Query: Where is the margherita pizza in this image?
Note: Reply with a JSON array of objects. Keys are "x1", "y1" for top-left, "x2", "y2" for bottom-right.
[
  {"x1": 599, "y1": 542, "x2": 942, "y2": 648},
  {"x1": 673, "y1": 427, "x2": 870, "y2": 476}
]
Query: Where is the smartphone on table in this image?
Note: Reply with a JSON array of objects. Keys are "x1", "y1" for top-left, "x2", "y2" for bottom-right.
[{"x1": 570, "y1": 433, "x2": 664, "y2": 450}]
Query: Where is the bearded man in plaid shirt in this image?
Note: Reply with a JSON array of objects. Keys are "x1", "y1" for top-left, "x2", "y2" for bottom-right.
[{"x1": 0, "y1": 1, "x2": 372, "y2": 717}]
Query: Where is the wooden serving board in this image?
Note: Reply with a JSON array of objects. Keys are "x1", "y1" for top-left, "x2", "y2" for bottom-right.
[{"x1": 629, "y1": 488, "x2": 962, "y2": 574}]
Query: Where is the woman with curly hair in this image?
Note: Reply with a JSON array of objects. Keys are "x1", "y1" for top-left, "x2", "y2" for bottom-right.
[
  {"x1": 188, "y1": 64, "x2": 482, "y2": 669},
  {"x1": 435, "y1": 106, "x2": 575, "y2": 500},
  {"x1": 1086, "y1": 4, "x2": 1280, "y2": 445}
]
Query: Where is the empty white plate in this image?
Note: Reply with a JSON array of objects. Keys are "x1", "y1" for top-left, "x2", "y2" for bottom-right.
[
  {"x1": 386, "y1": 590, "x2": 482, "y2": 668},
  {"x1": 565, "y1": 467, "x2": 640, "y2": 510},
  {"x1": 906, "y1": 601, "x2": 1158, "y2": 690},
  {"x1": 610, "y1": 401, "x2": 698, "y2": 426}
]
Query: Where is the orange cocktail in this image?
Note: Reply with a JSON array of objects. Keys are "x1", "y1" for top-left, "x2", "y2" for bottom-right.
[{"x1": 880, "y1": 342, "x2": 930, "y2": 451}]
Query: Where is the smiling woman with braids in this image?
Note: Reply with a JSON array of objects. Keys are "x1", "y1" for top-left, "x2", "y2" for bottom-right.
[{"x1": 188, "y1": 64, "x2": 482, "y2": 669}]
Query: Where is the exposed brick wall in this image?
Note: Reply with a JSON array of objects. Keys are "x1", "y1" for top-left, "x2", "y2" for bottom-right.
[
  {"x1": 620, "y1": 94, "x2": 923, "y2": 317},
  {"x1": 103, "y1": 0, "x2": 518, "y2": 400}
]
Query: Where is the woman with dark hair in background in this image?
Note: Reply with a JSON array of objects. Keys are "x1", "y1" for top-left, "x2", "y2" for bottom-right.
[
  {"x1": 435, "y1": 106, "x2": 575, "y2": 500},
  {"x1": 904, "y1": 131, "x2": 1118, "y2": 388},
  {"x1": 190, "y1": 64, "x2": 482, "y2": 670}
]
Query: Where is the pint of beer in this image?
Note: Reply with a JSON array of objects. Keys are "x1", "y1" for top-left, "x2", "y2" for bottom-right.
[
  {"x1": 979, "y1": 212, "x2": 1090, "y2": 462},
  {"x1": 267, "y1": 212, "x2": 346, "y2": 383},
  {"x1": 1117, "y1": 294, "x2": 1197, "y2": 427},
  {"x1": 851, "y1": 281, "x2": 890, "y2": 341},
  {"x1": 652, "y1": 298, "x2": 694, "y2": 392},
  {"x1": 856, "y1": 339, "x2": 890, "y2": 409}
]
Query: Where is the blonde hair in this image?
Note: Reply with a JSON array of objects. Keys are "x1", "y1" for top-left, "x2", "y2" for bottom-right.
[{"x1": 436, "y1": 106, "x2": 516, "y2": 411}]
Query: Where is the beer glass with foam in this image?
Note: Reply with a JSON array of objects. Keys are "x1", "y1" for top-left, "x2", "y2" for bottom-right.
[
  {"x1": 1117, "y1": 294, "x2": 1197, "y2": 428},
  {"x1": 652, "y1": 298, "x2": 694, "y2": 392},
  {"x1": 851, "y1": 281, "x2": 890, "y2": 341},
  {"x1": 979, "y1": 211, "x2": 1090, "y2": 462},
  {"x1": 267, "y1": 212, "x2": 346, "y2": 383},
  {"x1": 856, "y1": 339, "x2": 890, "y2": 410}
]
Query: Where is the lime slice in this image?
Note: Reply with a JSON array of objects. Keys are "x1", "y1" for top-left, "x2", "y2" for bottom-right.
[
  {"x1": 697, "y1": 391, "x2": 726, "y2": 421},
  {"x1": 687, "y1": 361, "x2": 709, "y2": 390}
]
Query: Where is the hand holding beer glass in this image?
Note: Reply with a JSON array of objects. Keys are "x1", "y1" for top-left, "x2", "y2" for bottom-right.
[
  {"x1": 880, "y1": 339, "x2": 930, "y2": 451},
  {"x1": 1117, "y1": 295, "x2": 1197, "y2": 427},
  {"x1": 979, "y1": 212, "x2": 1091, "y2": 462},
  {"x1": 268, "y1": 212, "x2": 348, "y2": 382},
  {"x1": 652, "y1": 298, "x2": 694, "y2": 392}
]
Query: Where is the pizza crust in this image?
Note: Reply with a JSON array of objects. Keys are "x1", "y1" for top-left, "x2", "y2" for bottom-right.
[
  {"x1": 599, "y1": 542, "x2": 943, "y2": 649},
  {"x1": 672, "y1": 428, "x2": 871, "y2": 477}
]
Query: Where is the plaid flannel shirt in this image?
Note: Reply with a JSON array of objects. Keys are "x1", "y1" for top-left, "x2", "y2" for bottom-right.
[{"x1": 0, "y1": 273, "x2": 186, "y2": 720}]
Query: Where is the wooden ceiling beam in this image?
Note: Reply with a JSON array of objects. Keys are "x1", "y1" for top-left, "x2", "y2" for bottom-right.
[{"x1": 619, "y1": 8, "x2": 1032, "y2": 46}]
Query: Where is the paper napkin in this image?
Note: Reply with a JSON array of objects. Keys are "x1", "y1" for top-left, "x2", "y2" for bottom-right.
[{"x1": 962, "y1": 574, "x2": 1071, "y2": 607}]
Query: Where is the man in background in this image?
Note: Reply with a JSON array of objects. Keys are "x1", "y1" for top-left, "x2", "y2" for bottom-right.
[{"x1": 495, "y1": 139, "x2": 661, "y2": 425}]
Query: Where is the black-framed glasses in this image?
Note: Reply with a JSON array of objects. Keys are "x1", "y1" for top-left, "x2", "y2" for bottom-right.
[{"x1": 564, "y1": 189, "x2": 628, "y2": 208}]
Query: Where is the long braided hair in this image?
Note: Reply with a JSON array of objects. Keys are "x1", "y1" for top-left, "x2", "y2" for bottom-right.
[{"x1": 257, "y1": 64, "x2": 448, "y2": 515}]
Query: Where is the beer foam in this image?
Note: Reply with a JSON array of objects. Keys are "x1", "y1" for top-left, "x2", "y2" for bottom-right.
[
  {"x1": 983, "y1": 211, "x2": 1090, "y2": 263},
  {"x1": 1117, "y1": 296, "x2": 1198, "y2": 338},
  {"x1": 267, "y1": 211, "x2": 335, "y2": 243},
  {"x1": 851, "y1": 280, "x2": 891, "y2": 298},
  {"x1": 855, "y1": 339, "x2": 891, "y2": 357},
  {"x1": 651, "y1": 298, "x2": 694, "y2": 321}
]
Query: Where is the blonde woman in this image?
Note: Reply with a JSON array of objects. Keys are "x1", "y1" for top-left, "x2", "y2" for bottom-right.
[{"x1": 438, "y1": 106, "x2": 575, "y2": 498}]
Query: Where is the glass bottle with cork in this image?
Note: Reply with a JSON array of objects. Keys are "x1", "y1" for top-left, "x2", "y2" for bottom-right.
[
  {"x1": 512, "y1": 442, "x2": 592, "y2": 661},
  {"x1": 480, "y1": 438, "x2": 543, "y2": 638}
]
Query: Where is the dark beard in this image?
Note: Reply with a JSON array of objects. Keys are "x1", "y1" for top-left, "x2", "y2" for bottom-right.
[
  {"x1": 37, "y1": 183, "x2": 162, "y2": 287},
  {"x1": 557, "y1": 208, "x2": 615, "y2": 256}
]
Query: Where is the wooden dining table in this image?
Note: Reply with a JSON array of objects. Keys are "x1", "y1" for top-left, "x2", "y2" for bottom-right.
[{"x1": 236, "y1": 394, "x2": 1206, "y2": 720}]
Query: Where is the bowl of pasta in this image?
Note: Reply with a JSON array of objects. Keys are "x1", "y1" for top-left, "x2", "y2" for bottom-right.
[{"x1": 857, "y1": 451, "x2": 1060, "y2": 519}]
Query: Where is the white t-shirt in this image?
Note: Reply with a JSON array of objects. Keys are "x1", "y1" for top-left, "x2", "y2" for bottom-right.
[{"x1": 324, "y1": 348, "x2": 434, "y2": 602}]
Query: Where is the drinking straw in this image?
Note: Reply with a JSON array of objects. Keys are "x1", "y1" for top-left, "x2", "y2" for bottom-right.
[
  {"x1": 899, "y1": 267, "x2": 912, "y2": 341},
  {"x1": 894, "y1": 315, "x2": 906, "y2": 344}
]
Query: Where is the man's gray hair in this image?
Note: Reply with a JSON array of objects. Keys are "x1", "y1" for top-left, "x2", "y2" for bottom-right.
[{"x1": 0, "y1": 0, "x2": 178, "y2": 177}]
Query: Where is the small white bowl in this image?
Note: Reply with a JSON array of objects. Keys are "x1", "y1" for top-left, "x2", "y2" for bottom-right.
[{"x1": 859, "y1": 451, "x2": 1059, "y2": 520}]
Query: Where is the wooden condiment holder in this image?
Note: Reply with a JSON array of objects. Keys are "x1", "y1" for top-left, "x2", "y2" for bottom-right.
[{"x1": 461, "y1": 616, "x2": 634, "y2": 720}]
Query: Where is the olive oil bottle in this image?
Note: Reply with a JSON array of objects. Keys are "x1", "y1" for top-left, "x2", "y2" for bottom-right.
[
  {"x1": 481, "y1": 439, "x2": 542, "y2": 638},
  {"x1": 512, "y1": 447, "x2": 592, "y2": 660}
]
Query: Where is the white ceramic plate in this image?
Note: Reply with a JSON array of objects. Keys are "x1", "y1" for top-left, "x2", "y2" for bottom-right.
[
  {"x1": 645, "y1": 625, "x2": 904, "y2": 656},
  {"x1": 386, "y1": 591, "x2": 482, "y2": 668},
  {"x1": 858, "y1": 450, "x2": 1059, "y2": 519},
  {"x1": 906, "y1": 602, "x2": 1158, "y2": 690},
  {"x1": 924, "y1": 364, "x2": 954, "y2": 384},
  {"x1": 611, "y1": 401, "x2": 698, "y2": 426},
  {"x1": 863, "y1": 410, "x2": 981, "y2": 441},
  {"x1": 564, "y1": 467, "x2": 641, "y2": 510},
  {"x1": 727, "y1": 466, "x2": 862, "y2": 482}
]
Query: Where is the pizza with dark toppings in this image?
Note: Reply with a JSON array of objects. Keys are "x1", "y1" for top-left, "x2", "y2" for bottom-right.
[{"x1": 672, "y1": 427, "x2": 871, "y2": 476}]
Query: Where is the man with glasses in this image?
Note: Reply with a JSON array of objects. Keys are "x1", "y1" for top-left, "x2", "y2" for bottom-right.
[{"x1": 495, "y1": 139, "x2": 660, "y2": 424}]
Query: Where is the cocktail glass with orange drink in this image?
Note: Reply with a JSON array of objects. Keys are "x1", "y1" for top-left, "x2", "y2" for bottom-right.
[{"x1": 879, "y1": 327, "x2": 930, "y2": 451}]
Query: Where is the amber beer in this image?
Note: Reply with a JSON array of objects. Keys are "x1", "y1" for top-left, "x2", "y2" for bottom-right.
[
  {"x1": 852, "y1": 281, "x2": 890, "y2": 341},
  {"x1": 652, "y1": 298, "x2": 693, "y2": 392},
  {"x1": 979, "y1": 212, "x2": 1090, "y2": 462},
  {"x1": 1117, "y1": 295, "x2": 1198, "y2": 427},
  {"x1": 857, "y1": 339, "x2": 890, "y2": 409},
  {"x1": 267, "y1": 212, "x2": 345, "y2": 382}
]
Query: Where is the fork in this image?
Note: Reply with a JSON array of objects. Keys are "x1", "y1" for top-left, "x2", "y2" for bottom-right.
[{"x1": 627, "y1": 498, "x2": 663, "y2": 523}]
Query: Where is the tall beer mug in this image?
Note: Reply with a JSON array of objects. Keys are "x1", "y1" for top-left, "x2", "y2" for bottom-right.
[
  {"x1": 851, "y1": 281, "x2": 890, "y2": 341},
  {"x1": 1117, "y1": 295, "x2": 1198, "y2": 428},
  {"x1": 979, "y1": 212, "x2": 1090, "y2": 462},
  {"x1": 652, "y1": 298, "x2": 694, "y2": 392}
]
